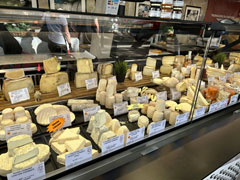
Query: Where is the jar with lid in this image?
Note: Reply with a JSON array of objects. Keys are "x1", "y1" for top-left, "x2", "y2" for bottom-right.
[
  {"x1": 162, "y1": 0, "x2": 173, "y2": 6},
  {"x1": 172, "y1": 7, "x2": 182, "y2": 19},
  {"x1": 160, "y1": 6, "x2": 172, "y2": 19},
  {"x1": 173, "y1": 0, "x2": 184, "y2": 7}
]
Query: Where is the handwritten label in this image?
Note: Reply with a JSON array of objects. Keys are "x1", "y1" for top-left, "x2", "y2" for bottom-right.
[
  {"x1": 85, "y1": 78, "x2": 97, "y2": 90},
  {"x1": 194, "y1": 107, "x2": 206, "y2": 120},
  {"x1": 7, "y1": 162, "x2": 45, "y2": 180},
  {"x1": 65, "y1": 146, "x2": 92, "y2": 169},
  {"x1": 220, "y1": 99, "x2": 229, "y2": 109},
  {"x1": 219, "y1": 76, "x2": 227, "y2": 83},
  {"x1": 101, "y1": 135, "x2": 124, "y2": 155},
  {"x1": 215, "y1": 63, "x2": 219, "y2": 68},
  {"x1": 175, "y1": 112, "x2": 189, "y2": 126},
  {"x1": 126, "y1": 127, "x2": 145, "y2": 146},
  {"x1": 5, "y1": 122, "x2": 32, "y2": 140},
  {"x1": 83, "y1": 106, "x2": 101, "y2": 122},
  {"x1": 113, "y1": 101, "x2": 128, "y2": 116},
  {"x1": 156, "y1": 91, "x2": 167, "y2": 101},
  {"x1": 57, "y1": 83, "x2": 71, "y2": 97},
  {"x1": 135, "y1": 72, "x2": 143, "y2": 82},
  {"x1": 137, "y1": 96, "x2": 149, "y2": 104},
  {"x1": 49, "y1": 113, "x2": 71, "y2": 131},
  {"x1": 208, "y1": 102, "x2": 221, "y2": 113},
  {"x1": 148, "y1": 120, "x2": 166, "y2": 137},
  {"x1": 9, "y1": 88, "x2": 30, "y2": 104},
  {"x1": 229, "y1": 94, "x2": 239, "y2": 105},
  {"x1": 152, "y1": 71, "x2": 160, "y2": 79}
]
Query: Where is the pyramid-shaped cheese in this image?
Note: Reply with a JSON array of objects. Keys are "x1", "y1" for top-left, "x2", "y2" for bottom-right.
[{"x1": 65, "y1": 139, "x2": 85, "y2": 152}]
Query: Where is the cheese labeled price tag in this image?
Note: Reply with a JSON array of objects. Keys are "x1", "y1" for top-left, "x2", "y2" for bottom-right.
[
  {"x1": 48, "y1": 113, "x2": 71, "y2": 133},
  {"x1": 7, "y1": 162, "x2": 45, "y2": 180},
  {"x1": 85, "y1": 78, "x2": 98, "y2": 90},
  {"x1": 65, "y1": 146, "x2": 92, "y2": 169},
  {"x1": 57, "y1": 82, "x2": 71, "y2": 97},
  {"x1": 208, "y1": 102, "x2": 220, "y2": 113},
  {"x1": 215, "y1": 63, "x2": 219, "y2": 68},
  {"x1": 9, "y1": 88, "x2": 30, "y2": 104},
  {"x1": 101, "y1": 134, "x2": 124, "y2": 155},
  {"x1": 135, "y1": 72, "x2": 143, "y2": 82},
  {"x1": 83, "y1": 106, "x2": 101, "y2": 122},
  {"x1": 175, "y1": 112, "x2": 189, "y2": 126},
  {"x1": 137, "y1": 96, "x2": 149, "y2": 104},
  {"x1": 152, "y1": 71, "x2": 160, "y2": 79},
  {"x1": 170, "y1": 88, "x2": 181, "y2": 101},
  {"x1": 156, "y1": 91, "x2": 167, "y2": 101},
  {"x1": 5, "y1": 122, "x2": 32, "y2": 140},
  {"x1": 229, "y1": 94, "x2": 239, "y2": 105},
  {"x1": 194, "y1": 107, "x2": 206, "y2": 120},
  {"x1": 148, "y1": 120, "x2": 166, "y2": 137},
  {"x1": 113, "y1": 101, "x2": 128, "y2": 116},
  {"x1": 220, "y1": 99, "x2": 229, "y2": 109},
  {"x1": 126, "y1": 127, "x2": 145, "y2": 146},
  {"x1": 219, "y1": 76, "x2": 227, "y2": 83}
]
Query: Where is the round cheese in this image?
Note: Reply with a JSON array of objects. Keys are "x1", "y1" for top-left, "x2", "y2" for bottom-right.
[
  {"x1": 0, "y1": 130, "x2": 5, "y2": 141},
  {"x1": 36, "y1": 107, "x2": 57, "y2": 126},
  {"x1": 2, "y1": 108, "x2": 14, "y2": 121},
  {"x1": 34, "y1": 103, "x2": 53, "y2": 115},
  {"x1": 1, "y1": 119, "x2": 14, "y2": 127},
  {"x1": 31, "y1": 123, "x2": 37, "y2": 134},
  {"x1": 70, "y1": 112, "x2": 75, "y2": 122},
  {"x1": 128, "y1": 110, "x2": 140, "y2": 123},
  {"x1": 16, "y1": 116, "x2": 29, "y2": 124},
  {"x1": 152, "y1": 111, "x2": 164, "y2": 122},
  {"x1": 147, "y1": 106, "x2": 156, "y2": 119},
  {"x1": 25, "y1": 111, "x2": 31, "y2": 119},
  {"x1": 36, "y1": 144, "x2": 50, "y2": 162},
  {"x1": 138, "y1": 116, "x2": 149, "y2": 128},
  {"x1": 14, "y1": 107, "x2": 26, "y2": 119}
]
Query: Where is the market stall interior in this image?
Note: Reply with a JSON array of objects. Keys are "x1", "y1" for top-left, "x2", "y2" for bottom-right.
[{"x1": 0, "y1": 2, "x2": 239, "y2": 180}]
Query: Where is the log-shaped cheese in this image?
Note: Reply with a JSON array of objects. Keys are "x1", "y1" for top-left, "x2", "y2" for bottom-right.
[
  {"x1": 152, "y1": 111, "x2": 164, "y2": 122},
  {"x1": 169, "y1": 111, "x2": 179, "y2": 125}
]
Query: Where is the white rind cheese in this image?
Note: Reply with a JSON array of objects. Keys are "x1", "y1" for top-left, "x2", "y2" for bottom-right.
[
  {"x1": 7, "y1": 134, "x2": 33, "y2": 150},
  {"x1": 138, "y1": 116, "x2": 149, "y2": 128},
  {"x1": 128, "y1": 110, "x2": 140, "y2": 122},
  {"x1": 0, "y1": 153, "x2": 13, "y2": 176},
  {"x1": 36, "y1": 144, "x2": 50, "y2": 163}
]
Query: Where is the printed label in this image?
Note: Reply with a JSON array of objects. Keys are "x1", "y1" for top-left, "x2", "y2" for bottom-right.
[
  {"x1": 83, "y1": 106, "x2": 101, "y2": 122},
  {"x1": 135, "y1": 72, "x2": 143, "y2": 82},
  {"x1": 148, "y1": 120, "x2": 166, "y2": 137},
  {"x1": 9, "y1": 88, "x2": 30, "y2": 104},
  {"x1": 137, "y1": 96, "x2": 149, "y2": 104},
  {"x1": 126, "y1": 127, "x2": 145, "y2": 146},
  {"x1": 152, "y1": 71, "x2": 160, "y2": 79},
  {"x1": 175, "y1": 112, "x2": 189, "y2": 126},
  {"x1": 85, "y1": 78, "x2": 98, "y2": 90},
  {"x1": 101, "y1": 135, "x2": 124, "y2": 155},
  {"x1": 113, "y1": 101, "x2": 128, "y2": 116},
  {"x1": 5, "y1": 122, "x2": 32, "y2": 140},
  {"x1": 57, "y1": 83, "x2": 71, "y2": 97}
]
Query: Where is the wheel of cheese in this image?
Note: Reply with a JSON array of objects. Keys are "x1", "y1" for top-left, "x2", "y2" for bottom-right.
[
  {"x1": 128, "y1": 110, "x2": 140, "y2": 123},
  {"x1": 100, "y1": 91, "x2": 106, "y2": 106},
  {"x1": 147, "y1": 106, "x2": 156, "y2": 119},
  {"x1": 138, "y1": 115, "x2": 149, "y2": 128},
  {"x1": 2, "y1": 108, "x2": 14, "y2": 120},
  {"x1": 156, "y1": 99, "x2": 165, "y2": 112},
  {"x1": 36, "y1": 144, "x2": 51, "y2": 162},
  {"x1": 14, "y1": 107, "x2": 26, "y2": 119},
  {"x1": 31, "y1": 123, "x2": 37, "y2": 134},
  {"x1": 0, "y1": 152, "x2": 13, "y2": 176},
  {"x1": 16, "y1": 116, "x2": 29, "y2": 124},
  {"x1": 34, "y1": 103, "x2": 52, "y2": 115},
  {"x1": 36, "y1": 107, "x2": 57, "y2": 126},
  {"x1": 1, "y1": 119, "x2": 14, "y2": 127},
  {"x1": 141, "y1": 104, "x2": 148, "y2": 115},
  {"x1": 152, "y1": 111, "x2": 164, "y2": 122},
  {"x1": 70, "y1": 112, "x2": 75, "y2": 122}
]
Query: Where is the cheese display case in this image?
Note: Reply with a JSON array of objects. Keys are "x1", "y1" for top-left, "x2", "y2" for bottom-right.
[{"x1": 0, "y1": 6, "x2": 239, "y2": 180}]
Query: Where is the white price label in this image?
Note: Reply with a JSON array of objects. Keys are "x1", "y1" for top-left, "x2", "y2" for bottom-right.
[
  {"x1": 126, "y1": 127, "x2": 145, "y2": 146},
  {"x1": 152, "y1": 71, "x2": 160, "y2": 79},
  {"x1": 148, "y1": 120, "x2": 166, "y2": 137},
  {"x1": 5, "y1": 122, "x2": 32, "y2": 140},
  {"x1": 175, "y1": 112, "x2": 189, "y2": 126},
  {"x1": 194, "y1": 107, "x2": 206, "y2": 120},
  {"x1": 137, "y1": 96, "x2": 149, "y2": 104},
  {"x1": 101, "y1": 135, "x2": 124, "y2": 155},
  {"x1": 7, "y1": 162, "x2": 45, "y2": 180},
  {"x1": 113, "y1": 101, "x2": 128, "y2": 116},
  {"x1": 49, "y1": 113, "x2": 72, "y2": 129},
  {"x1": 108, "y1": 76, "x2": 117, "y2": 82},
  {"x1": 219, "y1": 76, "x2": 227, "y2": 83},
  {"x1": 208, "y1": 76, "x2": 215, "y2": 83},
  {"x1": 105, "y1": 0, "x2": 120, "y2": 15},
  {"x1": 85, "y1": 78, "x2": 98, "y2": 90},
  {"x1": 65, "y1": 146, "x2": 92, "y2": 169},
  {"x1": 170, "y1": 88, "x2": 181, "y2": 101},
  {"x1": 229, "y1": 94, "x2": 239, "y2": 105},
  {"x1": 9, "y1": 88, "x2": 30, "y2": 104},
  {"x1": 208, "y1": 102, "x2": 221, "y2": 113},
  {"x1": 83, "y1": 106, "x2": 101, "y2": 122},
  {"x1": 57, "y1": 83, "x2": 71, "y2": 97},
  {"x1": 156, "y1": 91, "x2": 167, "y2": 101},
  {"x1": 220, "y1": 99, "x2": 229, "y2": 109},
  {"x1": 135, "y1": 72, "x2": 143, "y2": 82},
  {"x1": 215, "y1": 63, "x2": 219, "y2": 68}
]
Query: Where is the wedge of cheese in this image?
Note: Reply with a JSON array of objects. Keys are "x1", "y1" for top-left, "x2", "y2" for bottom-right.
[
  {"x1": 43, "y1": 56, "x2": 59, "y2": 74},
  {"x1": 162, "y1": 56, "x2": 175, "y2": 65},
  {"x1": 77, "y1": 59, "x2": 94, "y2": 73},
  {"x1": 0, "y1": 153, "x2": 13, "y2": 176},
  {"x1": 5, "y1": 69, "x2": 25, "y2": 80},
  {"x1": 98, "y1": 131, "x2": 115, "y2": 148},
  {"x1": 57, "y1": 129, "x2": 79, "y2": 144},
  {"x1": 36, "y1": 144, "x2": 50, "y2": 162},
  {"x1": 40, "y1": 72, "x2": 69, "y2": 94},
  {"x1": 7, "y1": 134, "x2": 33, "y2": 150},
  {"x1": 65, "y1": 139, "x2": 85, "y2": 152},
  {"x1": 75, "y1": 72, "x2": 98, "y2": 88},
  {"x1": 97, "y1": 63, "x2": 113, "y2": 75},
  {"x1": 146, "y1": 57, "x2": 157, "y2": 68},
  {"x1": 2, "y1": 77, "x2": 34, "y2": 101},
  {"x1": 51, "y1": 142, "x2": 67, "y2": 155},
  {"x1": 12, "y1": 156, "x2": 39, "y2": 172}
]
